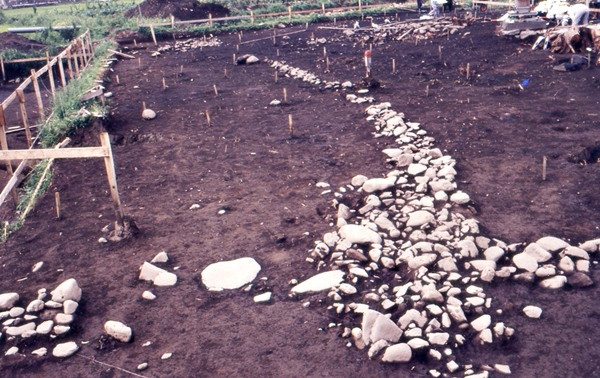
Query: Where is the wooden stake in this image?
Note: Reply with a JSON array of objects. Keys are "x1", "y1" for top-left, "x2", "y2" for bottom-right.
[
  {"x1": 138, "y1": 57, "x2": 141, "y2": 67},
  {"x1": 16, "y1": 89, "x2": 32, "y2": 148},
  {"x1": 283, "y1": 87, "x2": 287, "y2": 102},
  {"x1": 277, "y1": 49, "x2": 279, "y2": 57},
  {"x1": 466, "y1": 63, "x2": 470, "y2": 80},
  {"x1": 588, "y1": 53, "x2": 591, "y2": 68},
  {"x1": 150, "y1": 24, "x2": 157, "y2": 45},
  {"x1": 323, "y1": 46, "x2": 327, "y2": 58},
  {"x1": 30, "y1": 70, "x2": 45, "y2": 122},
  {"x1": 138, "y1": 3, "x2": 142, "y2": 17},
  {"x1": 236, "y1": 44, "x2": 239, "y2": 52},
  {"x1": 425, "y1": 85, "x2": 429, "y2": 97},
  {"x1": 438, "y1": 45, "x2": 442, "y2": 60},
  {"x1": 142, "y1": 101, "x2": 146, "y2": 110},
  {"x1": 0, "y1": 57, "x2": 4, "y2": 81},
  {"x1": 250, "y1": 10, "x2": 254, "y2": 25},
  {"x1": 80, "y1": 38, "x2": 89, "y2": 66},
  {"x1": 209, "y1": 13, "x2": 213, "y2": 27},
  {"x1": 288, "y1": 114, "x2": 294, "y2": 137},
  {"x1": 46, "y1": 52, "x2": 56, "y2": 97},
  {"x1": 206, "y1": 110, "x2": 211, "y2": 126},
  {"x1": 162, "y1": 77, "x2": 166, "y2": 89},
  {"x1": 392, "y1": 58, "x2": 396, "y2": 73},
  {"x1": 359, "y1": 0, "x2": 362, "y2": 12},
  {"x1": 72, "y1": 48, "x2": 80, "y2": 77},
  {"x1": 233, "y1": 53, "x2": 236, "y2": 64},
  {"x1": 275, "y1": 71, "x2": 278, "y2": 83},
  {"x1": 180, "y1": 65, "x2": 183, "y2": 73},
  {"x1": 326, "y1": 57, "x2": 329, "y2": 72},
  {"x1": 542, "y1": 156, "x2": 547, "y2": 181},
  {"x1": 322, "y1": 3, "x2": 325, "y2": 14},
  {"x1": 55, "y1": 192, "x2": 61, "y2": 219},
  {"x1": 57, "y1": 56, "x2": 67, "y2": 87},
  {"x1": 171, "y1": 14, "x2": 175, "y2": 29},
  {"x1": 66, "y1": 49, "x2": 74, "y2": 80},
  {"x1": 116, "y1": 75, "x2": 120, "y2": 84},
  {"x1": 288, "y1": 6, "x2": 292, "y2": 22},
  {"x1": 224, "y1": 68, "x2": 227, "y2": 77},
  {"x1": 213, "y1": 84, "x2": 218, "y2": 96},
  {"x1": 100, "y1": 132, "x2": 124, "y2": 224}
]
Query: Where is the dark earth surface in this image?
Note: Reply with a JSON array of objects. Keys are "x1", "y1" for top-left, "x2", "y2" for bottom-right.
[
  {"x1": 124, "y1": 0, "x2": 230, "y2": 21},
  {"x1": 1, "y1": 10, "x2": 600, "y2": 378}
]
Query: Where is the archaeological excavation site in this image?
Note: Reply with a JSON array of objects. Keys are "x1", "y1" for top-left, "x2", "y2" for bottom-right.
[{"x1": 1, "y1": 0, "x2": 600, "y2": 376}]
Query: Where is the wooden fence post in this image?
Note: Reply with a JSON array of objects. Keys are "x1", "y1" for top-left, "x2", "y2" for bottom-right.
[
  {"x1": 46, "y1": 52, "x2": 56, "y2": 97},
  {"x1": 30, "y1": 69, "x2": 45, "y2": 122},
  {"x1": 0, "y1": 106, "x2": 18, "y2": 206},
  {"x1": 58, "y1": 55, "x2": 67, "y2": 87},
  {"x1": 66, "y1": 49, "x2": 74, "y2": 80},
  {"x1": 0, "y1": 57, "x2": 4, "y2": 81},
  {"x1": 100, "y1": 132, "x2": 124, "y2": 223},
  {"x1": 16, "y1": 89, "x2": 32, "y2": 148}
]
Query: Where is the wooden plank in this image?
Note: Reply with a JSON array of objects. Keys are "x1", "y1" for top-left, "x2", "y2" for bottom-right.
[
  {"x1": 80, "y1": 89, "x2": 103, "y2": 102},
  {"x1": 30, "y1": 69, "x2": 45, "y2": 122},
  {"x1": 66, "y1": 49, "x2": 74, "y2": 80},
  {"x1": 0, "y1": 106, "x2": 18, "y2": 205},
  {"x1": 4, "y1": 56, "x2": 56, "y2": 64},
  {"x1": 58, "y1": 56, "x2": 67, "y2": 87},
  {"x1": 0, "y1": 57, "x2": 4, "y2": 81},
  {"x1": 16, "y1": 89, "x2": 32, "y2": 148},
  {"x1": 0, "y1": 147, "x2": 107, "y2": 160},
  {"x1": 100, "y1": 132, "x2": 124, "y2": 222},
  {"x1": 107, "y1": 49, "x2": 136, "y2": 59},
  {"x1": 80, "y1": 38, "x2": 89, "y2": 66}
]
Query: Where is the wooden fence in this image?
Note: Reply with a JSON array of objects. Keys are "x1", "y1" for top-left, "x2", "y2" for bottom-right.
[{"x1": 0, "y1": 29, "x2": 97, "y2": 208}]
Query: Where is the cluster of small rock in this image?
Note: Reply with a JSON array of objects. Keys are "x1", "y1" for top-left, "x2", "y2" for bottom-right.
[
  {"x1": 139, "y1": 252, "x2": 178, "y2": 300},
  {"x1": 269, "y1": 60, "x2": 598, "y2": 376},
  {"x1": 344, "y1": 17, "x2": 470, "y2": 44},
  {"x1": 156, "y1": 37, "x2": 222, "y2": 54},
  {"x1": 1, "y1": 278, "x2": 83, "y2": 358}
]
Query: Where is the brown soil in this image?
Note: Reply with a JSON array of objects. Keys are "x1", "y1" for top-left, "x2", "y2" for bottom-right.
[
  {"x1": 124, "y1": 0, "x2": 230, "y2": 21},
  {"x1": 0, "y1": 32, "x2": 47, "y2": 53},
  {"x1": 2, "y1": 13, "x2": 600, "y2": 378}
]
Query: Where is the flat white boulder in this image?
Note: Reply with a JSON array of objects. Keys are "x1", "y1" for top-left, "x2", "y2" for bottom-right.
[
  {"x1": 154, "y1": 272, "x2": 178, "y2": 286},
  {"x1": 253, "y1": 292, "x2": 272, "y2": 303},
  {"x1": 523, "y1": 305, "x2": 542, "y2": 318},
  {"x1": 381, "y1": 343, "x2": 412, "y2": 363},
  {"x1": 370, "y1": 315, "x2": 403, "y2": 343},
  {"x1": 539, "y1": 275, "x2": 566, "y2": 289},
  {"x1": 407, "y1": 210, "x2": 435, "y2": 227},
  {"x1": 0, "y1": 293, "x2": 19, "y2": 310},
  {"x1": 523, "y1": 243, "x2": 552, "y2": 262},
  {"x1": 536, "y1": 236, "x2": 569, "y2": 252},
  {"x1": 512, "y1": 253, "x2": 538, "y2": 272},
  {"x1": 139, "y1": 262, "x2": 177, "y2": 286},
  {"x1": 51, "y1": 279, "x2": 82, "y2": 303},
  {"x1": 291, "y1": 270, "x2": 345, "y2": 294},
  {"x1": 362, "y1": 177, "x2": 396, "y2": 193},
  {"x1": 470, "y1": 314, "x2": 491, "y2": 331},
  {"x1": 142, "y1": 108, "x2": 156, "y2": 120},
  {"x1": 52, "y1": 341, "x2": 79, "y2": 358},
  {"x1": 201, "y1": 257, "x2": 261, "y2": 290},
  {"x1": 339, "y1": 224, "x2": 382, "y2": 244},
  {"x1": 104, "y1": 320, "x2": 133, "y2": 342},
  {"x1": 151, "y1": 251, "x2": 169, "y2": 263}
]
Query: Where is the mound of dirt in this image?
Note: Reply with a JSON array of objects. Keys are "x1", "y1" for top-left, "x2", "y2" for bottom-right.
[
  {"x1": 124, "y1": 0, "x2": 230, "y2": 21},
  {"x1": 0, "y1": 32, "x2": 47, "y2": 53}
]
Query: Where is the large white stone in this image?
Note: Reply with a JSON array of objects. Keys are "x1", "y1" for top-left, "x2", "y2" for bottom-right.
[
  {"x1": 104, "y1": 320, "x2": 133, "y2": 342},
  {"x1": 407, "y1": 163, "x2": 427, "y2": 176},
  {"x1": 523, "y1": 243, "x2": 552, "y2": 263},
  {"x1": 339, "y1": 224, "x2": 382, "y2": 245},
  {"x1": 36, "y1": 320, "x2": 54, "y2": 334},
  {"x1": 407, "y1": 338, "x2": 429, "y2": 349},
  {"x1": 512, "y1": 253, "x2": 538, "y2": 272},
  {"x1": 362, "y1": 177, "x2": 396, "y2": 193},
  {"x1": 291, "y1": 270, "x2": 345, "y2": 294},
  {"x1": 563, "y1": 246, "x2": 589, "y2": 260},
  {"x1": 408, "y1": 254, "x2": 437, "y2": 270},
  {"x1": 536, "y1": 236, "x2": 569, "y2": 252},
  {"x1": 6, "y1": 322, "x2": 36, "y2": 336},
  {"x1": 51, "y1": 279, "x2": 82, "y2": 303},
  {"x1": 450, "y1": 191, "x2": 470, "y2": 204},
  {"x1": 142, "y1": 108, "x2": 156, "y2": 120},
  {"x1": 154, "y1": 272, "x2": 178, "y2": 286},
  {"x1": 370, "y1": 315, "x2": 403, "y2": 343},
  {"x1": 484, "y1": 246, "x2": 505, "y2": 262},
  {"x1": 523, "y1": 305, "x2": 542, "y2": 318},
  {"x1": 539, "y1": 275, "x2": 566, "y2": 289},
  {"x1": 381, "y1": 343, "x2": 412, "y2": 363},
  {"x1": 470, "y1": 314, "x2": 491, "y2": 331},
  {"x1": 407, "y1": 210, "x2": 435, "y2": 227},
  {"x1": 0, "y1": 293, "x2": 19, "y2": 310},
  {"x1": 27, "y1": 299, "x2": 44, "y2": 313},
  {"x1": 427, "y1": 332, "x2": 450, "y2": 346},
  {"x1": 151, "y1": 251, "x2": 169, "y2": 263},
  {"x1": 52, "y1": 341, "x2": 79, "y2": 358},
  {"x1": 201, "y1": 257, "x2": 261, "y2": 290}
]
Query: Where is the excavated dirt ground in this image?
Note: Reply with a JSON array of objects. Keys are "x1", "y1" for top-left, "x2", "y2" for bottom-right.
[{"x1": 2, "y1": 12, "x2": 600, "y2": 378}]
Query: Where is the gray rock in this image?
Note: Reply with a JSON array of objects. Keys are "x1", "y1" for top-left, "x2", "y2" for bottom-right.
[
  {"x1": 483, "y1": 246, "x2": 505, "y2": 262},
  {"x1": 427, "y1": 332, "x2": 450, "y2": 345},
  {"x1": 370, "y1": 315, "x2": 403, "y2": 343},
  {"x1": 408, "y1": 254, "x2": 437, "y2": 270},
  {"x1": 563, "y1": 246, "x2": 589, "y2": 260},
  {"x1": 513, "y1": 253, "x2": 538, "y2": 272},
  {"x1": 470, "y1": 314, "x2": 491, "y2": 331},
  {"x1": 151, "y1": 251, "x2": 169, "y2": 263},
  {"x1": 437, "y1": 257, "x2": 458, "y2": 272},
  {"x1": 362, "y1": 177, "x2": 396, "y2": 193},
  {"x1": 36, "y1": 320, "x2": 54, "y2": 334},
  {"x1": 450, "y1": 191, "x2": 470, "y2": 204},
  {"x1": 558, "y1": 256, "x2": 575, "y2": 273},
  {"x1": 568, "y1": 272, "x2": 594, "y2": 288},
  {"x1": 351, "y1": 175, "x2": 369, "y2": 187},
  {"x1": 142, "y1": 109, "x2": 156, "y2": 120},
  {"x1": 6, "y1": 322, "x2": 36, "y2": 336},
  {"x1": 523, "y1": 305, "x2": 542, "y2": 318},
  {"x1": 55, "y1": 313, "x2": 74, "y2": 325},
  {"x1": 63, "y1": 300, "x2": 78, "y2": 315},
  {"x1": 26, "y1": 300, "x2": 45, "y2": 313}
]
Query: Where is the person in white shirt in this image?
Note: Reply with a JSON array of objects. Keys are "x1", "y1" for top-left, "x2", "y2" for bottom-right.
[{"x1": 567, "y1": 3, "x2": 589, "y2": 25}]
